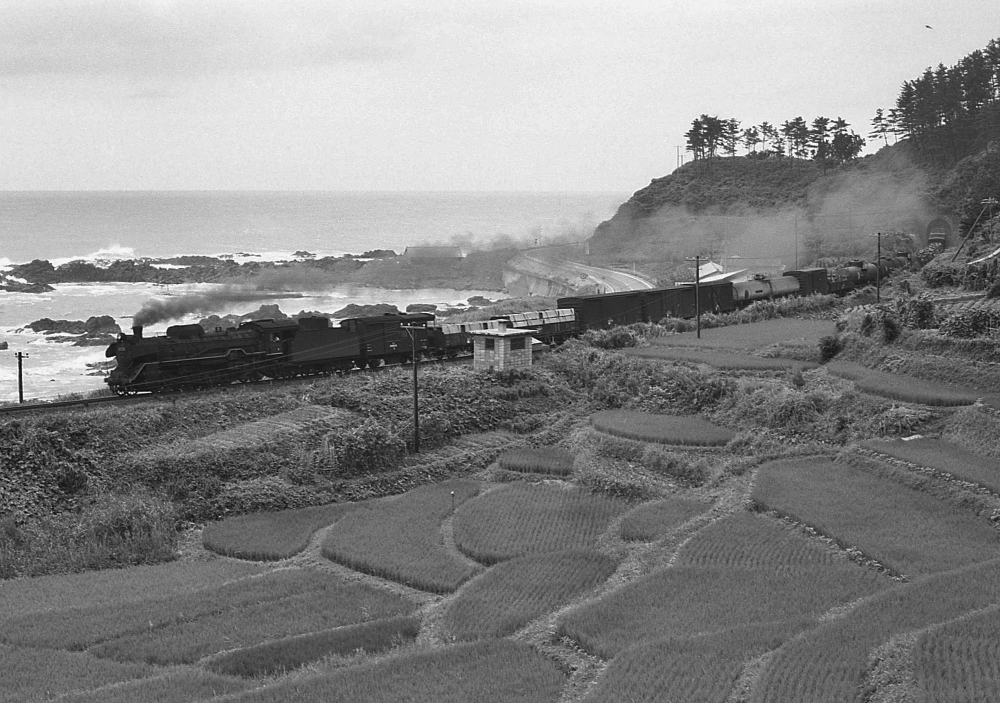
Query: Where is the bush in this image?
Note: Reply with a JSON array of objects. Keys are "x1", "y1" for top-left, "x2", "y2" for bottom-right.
[
  {"x1": 640, "y1": 446, "x2": 710, "y2": 485},
  {"x1": 582, "y1": 327, "x2": 639, "y2": 349},
  {"x1": 938, "y1": 307, "x2": 1000, "y2": 338},
  {"x1": 818, "y1": 335, "x2": 843, "y2": 362},
  {"x1": 323, "y1": 418, "x2": 406, "y2": 477}
]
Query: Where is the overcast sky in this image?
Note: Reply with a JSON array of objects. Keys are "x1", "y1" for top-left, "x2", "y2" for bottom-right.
[{"x1": 0, "y1": 0, "x2": 995, "y2": 192}]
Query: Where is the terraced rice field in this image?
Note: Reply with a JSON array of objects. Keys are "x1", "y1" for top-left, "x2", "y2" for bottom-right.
[
  {"x1": 497, "y1": 446, "x2": 575, "y2": 476},
  {"x1": 320, "y1": 479, "x2": 482, "y2": 593},
  {"x1": 452, "y1": 483, "x2": 627, "y2": 565},
  {"x1": 442, "y1": 549, "x2": 617, "y2": 641},
  {"x1": 590, "y1": 409, "x2": 735, "y2": 446},
  {"x1": 826, "y1": 361, "x2": 981, "y2": 406},
  {"x1": 751, "y1": 458, "x2": 1000, "y2": 576},
  {"x1": 751, "y1": 559, "x2": 1000, "y2": 703},
  {"x1": 1, "y1": 569, "x2": 415, "y2": 665},
  {"x1": 862, "y1": 437, "x2": 1000, "y2": 494},
  {"x1": 913, "y1": 606, "x2": 1000, "y2": 702},
  {"x1": 582, "y1": 620, "x2": 814, "y2": 703},
  {"x1": 647, "y1": 318, "x2": 837, "y2": 350},
  {"x1": 625, "y1": 346, "x2": 818, "y2": 371},
  {"x1": 619, "y1": 496, "x2": 710, "y2": 541}
]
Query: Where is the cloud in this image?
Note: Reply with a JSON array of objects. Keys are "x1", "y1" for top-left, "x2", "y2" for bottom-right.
[{"x1": 0, "y1": 0, "x2": 409, "y2": 77}]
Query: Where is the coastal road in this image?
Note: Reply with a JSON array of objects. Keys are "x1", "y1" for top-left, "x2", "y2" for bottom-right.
[{"x1": 519, "y1": 253, "x2": 655, "y2": 293}]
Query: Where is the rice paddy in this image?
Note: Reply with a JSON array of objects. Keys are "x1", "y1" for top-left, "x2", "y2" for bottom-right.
[
  {"x1": 647, "y1": 318, "x2": 837, "y2": 350},
  {"x1": 442, "y1": 549, "x2": 617, "y2": 640},
  {"x1": 320, "y1": 479, "x2": 483, "y2": 593},
  {"x1": 590, "y1": 409, "x2": 735, "y2": 446},
  {"x1": 862, "y1": 437, "x2": 1000, "y2": 494},
  {"x1": 452, "y1": 483, "x2": 627, "y2": 565},
  {"x1": 826, "y1": 361, "x2": 981, "y2": 406},
  {"x1": 625, "y1": 346, "x2": 818, "y2": 371},
  {"x1": 619, "y1": 496, "x2": 710, "y2": 541},
  {"x1": 497, "y1": 446, "x2": 575, "y2": 476},
  {"x1": 751, "y1": 458, "x2": 1000, "y2": 576}
]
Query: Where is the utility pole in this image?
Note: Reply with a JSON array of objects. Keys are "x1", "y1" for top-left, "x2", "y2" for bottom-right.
[
  {"x1": 984, "y1": 198, "x2": 998, "y2": 245},
  {"x1": 686, "y1": 255, "x2": 703, "y2": 338},
  {"x1": 14, "y1": 351, "x2": 28, "y2": 403},
  {"x1": 870, "y1": 232, "x2": 883, "y2": 303},
  {"x1": 401, "y1": 325, "x2": 420, "y2": 453}
]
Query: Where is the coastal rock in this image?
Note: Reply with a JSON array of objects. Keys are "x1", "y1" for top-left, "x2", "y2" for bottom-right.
[
  {"x1": 26, "y1": 316, "x2": 121, "y2": 336},
  {"x1": 0, "y1": 277, "x2": 55, "y2": 293},
  {"x1": 0, "y1": 340, "x2": 7, "y2": 350},
  {"x1": 405, "y1": 303, "x2": 438, "y2": 313},
  {"x1": 199, "y1": 304, "x2": 289, "y2": 331}
]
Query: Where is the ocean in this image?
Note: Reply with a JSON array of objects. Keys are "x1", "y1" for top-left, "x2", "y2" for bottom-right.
[{"x1": 0, "y1": 190, "x2": 627, "y2": 401}]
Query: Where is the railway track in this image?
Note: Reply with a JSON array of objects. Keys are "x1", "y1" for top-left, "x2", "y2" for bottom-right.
[{"x1": 0, "y1": 352, "x2": 478, "y2": 416}]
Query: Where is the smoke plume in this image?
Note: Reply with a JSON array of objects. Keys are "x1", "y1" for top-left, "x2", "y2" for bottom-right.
[{"x1": 132, "y1": 286, "x2": 280, "y2": 327}]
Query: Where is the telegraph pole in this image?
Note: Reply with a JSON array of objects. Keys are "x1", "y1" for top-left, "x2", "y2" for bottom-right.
[
  {"x1": 686, "y1": 255, "x2": 703, "y2": 338},
  {"x1": 401, "y1": 325, "x2": 420, "y2": 453},
  {"x1": 15, "y1": 351, "x2": 28, "y2": 403}
]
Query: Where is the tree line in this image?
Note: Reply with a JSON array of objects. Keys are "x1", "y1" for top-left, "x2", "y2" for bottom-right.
[
  {"x1": 871, "y1": 37, "x2": 1000, "y2": 166},
  {"x1": 684, "y1": 114, "x2": 865, "y2": 165}
]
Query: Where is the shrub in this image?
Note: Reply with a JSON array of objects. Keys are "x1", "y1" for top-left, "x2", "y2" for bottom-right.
[
  {"x1": 938, "y1": 307, "x2": 1000, "y2": 338},
  {"x1": 582, "y1": 327, "x2": 639, "y2": 349},
  {"x1": 323, "y1": 418, "x2": 406, "y2": 476},
  {"x1": 639, "y1": 446, "x2": 710, "y2": 485}
]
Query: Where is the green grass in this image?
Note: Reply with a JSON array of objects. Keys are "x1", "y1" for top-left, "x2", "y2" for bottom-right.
[
  {"x1": 223, "y1": 639, "x2": 566, "y2": 703},
  {"x1": 203, "y1": 501, "x2": 361, "y2": 561},
  {"x1": 206, "y1": 615, "x2": 421, "y2": 678},
  {"x1": 320, "y1": 479, "x2": 483, "y2": 593},
  {"x1": 590, "y1": 409, "x2": 735, "y2": 446},
  {"x1": 619, "y1": 497, "x2": 710, "y2": 541},
  {"x1": 0, "y1": 560, "x2": 265, "y2": 621},
  {"x1": 557, "y1": 562, "x2": 884, "y2": 660},
  {"x1": 1, "y1": 569, "x2": 413, "y2": 660},
  {"x1": 452, "y1": 483, "x2": 627, "y2": 565},
  {"x1": 751, "y1": 458, "x2": 1000, "y2": 577},
  {"x1": 626, "y1": 346, "x2": 818, "y2": 371},
  {"x1": 913, "y1": 606, "x2": 1000, "y2": 702},
  {"x1": 751, "y1": 559, "x2": 1000, "y2": 703},
  {"x1": 582, "y1": 619, "x2": 815, "y2": 703},
  {"x1": 55, "y1": 669, "x2": 250, "y2": 703},
  {"x1": 862, "y1": 437, "x2": 1000, "y2": 494},
  {"x1": 0, "y1": 644, "x2": 154, "y2": 703},
  {"x1": 676, "y1": 511, "x2": 849, "y2": 569},
  {"x1": 497, "y1": 447, "x2": 575, "y2": 476},
  {"x1": 648, "y1": 318, "x2": 838, "y2": 351},
  {"x1": 826, "y1": 361, "x2": 981, "y2": 406},
  {"x1": 442, "y1": 549, "x2": 617, "y2": 641}
]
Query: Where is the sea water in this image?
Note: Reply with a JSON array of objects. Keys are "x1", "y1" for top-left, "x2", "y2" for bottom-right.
[{"x1": 0, "y1": 191, "x2": 626, "y2": 401}]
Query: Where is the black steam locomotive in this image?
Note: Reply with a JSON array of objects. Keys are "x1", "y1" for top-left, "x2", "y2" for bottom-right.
[{"x1": 105, "y1": 255, "x2": 906, "y2": 395}]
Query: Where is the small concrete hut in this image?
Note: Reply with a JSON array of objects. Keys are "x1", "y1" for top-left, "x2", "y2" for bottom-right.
[{"x1": 471, "y1": 322, "x2": 536, "y2": 373}]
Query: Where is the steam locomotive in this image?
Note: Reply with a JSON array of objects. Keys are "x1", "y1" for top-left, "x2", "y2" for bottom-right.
[{"x1": 105, "y1": 255, "x2": 906, "y2": 395}]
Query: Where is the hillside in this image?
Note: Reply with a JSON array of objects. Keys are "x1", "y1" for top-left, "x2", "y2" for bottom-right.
[{"x1": 589, "y1": 141, "x2": 999, "y2": 282}]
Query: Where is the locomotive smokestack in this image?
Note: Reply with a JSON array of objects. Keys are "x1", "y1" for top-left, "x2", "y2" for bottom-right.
[{"x1": 132, "y1": 325, "x2": 143, "y2": 338}]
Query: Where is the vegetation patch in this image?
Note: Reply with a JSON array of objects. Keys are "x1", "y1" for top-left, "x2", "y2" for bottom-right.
[
  {"x1": 222, "y1": 638, "x2": 565, "y2": 703},
  {"x1": 442, "y1": 549, "x2": 617, "y2": 641},
  {"x1": 913, "y1": 606, "x2": 1000, "y2": 702},
  {"x1": 0, "y1": 559, "x2": 265, "y2": 621},
  {"x1": 581, "y1": 619, "x2": 814, "y2": 703},
  {"x1": 206, "y1": 615, "x2": 420, "y2": 678},
  {"x1": 202, "y1": 501, "x2": 360, "y2": 561},
  {"x1": 320, "y1": 479, "x2": 483, "y2": 593},
  {"x1": 619, "y1": 497, "x2": 710, "y2": 541},
  {"x1": 0, "y1": 644, "x2": 154, "y2": 703},
  {"x1": 863, "y1": 437, "x2": 1000, "y2": 495},
  {"x1": 646, "y1": 318, "x2": 837, "y2": 351},
  {"x1": 1, "y1": 569, "x2": 413, "y2": 659},
  {"x1": 826, "y1": 360, "x2": 980, "y2": 406},
  {"x1": 751, "y1": 458, "x2": 1000, "y2": 577},
  {"x1": 626, "y1": 346, "x2": 817, "y2": 371},
  {"x1": 452, "y1": 483, "x2": 627, "y2": 565},
  {"x1": 753, "y1": 559, "x2": 1000, "y2": 703},
  {"x1": 590, "y1": 409, "x2": 735, "y2": 446},
  {"x1": 675, "y1": 511, "x2": 848, "y2": 569},
  {"x1": 55, "y1": 669, "x2": 250, "y2": 703},
  {"x1": 557, "y1": 561, "x2": 883, "y2": 660},
  {"x1": 497, "y1": 447, "x2": 575, "y2": 476}
]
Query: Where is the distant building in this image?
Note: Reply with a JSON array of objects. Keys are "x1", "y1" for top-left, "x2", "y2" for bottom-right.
[{"x1": 403, "y1": 246, "x2": 465, "y2": 260}]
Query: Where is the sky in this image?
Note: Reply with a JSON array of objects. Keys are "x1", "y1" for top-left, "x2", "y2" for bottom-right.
[{"x1": 0, "y1": 0, "x2": 996, "y2": 192}]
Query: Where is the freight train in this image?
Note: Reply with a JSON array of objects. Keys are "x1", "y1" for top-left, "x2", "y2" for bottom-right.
[{"x1": 105, "y1": 255, "x2": 906, "y2": 395}]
